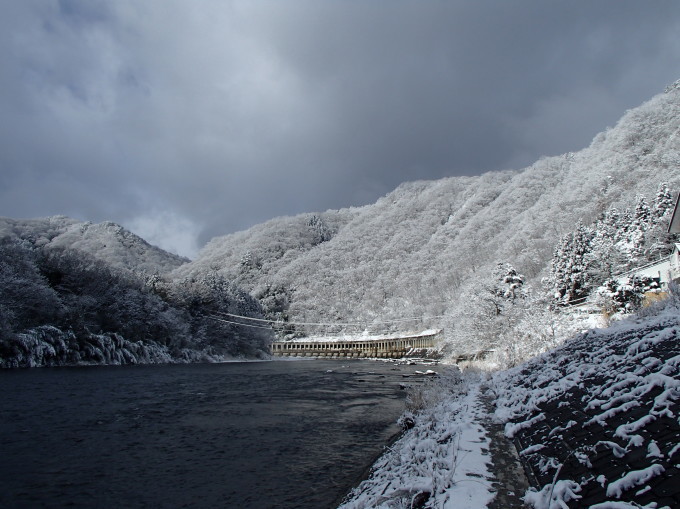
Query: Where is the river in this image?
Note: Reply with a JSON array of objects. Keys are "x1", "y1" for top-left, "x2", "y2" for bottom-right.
[{"x1": 0, "y1": 359, "x2": 429, "y2": 508}]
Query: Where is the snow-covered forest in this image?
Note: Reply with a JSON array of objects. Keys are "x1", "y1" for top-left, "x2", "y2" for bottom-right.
[
  {"x1": 0, "y1": 217, "x2": 272, "y2": 367},
  {"x1": 174, "y1": 81, "x2": 680, "y2": 364},
  {"x1": 2, "y1": 81, "x2": 680, "y2": 368},
  {"x1": 445, "y1": 181, "x2": 677, "y2": 367}
]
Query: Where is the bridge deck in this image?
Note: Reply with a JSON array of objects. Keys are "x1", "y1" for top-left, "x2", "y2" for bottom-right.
[{"x1": 270, "y1": 330, "x2": 441, "y2": 359}]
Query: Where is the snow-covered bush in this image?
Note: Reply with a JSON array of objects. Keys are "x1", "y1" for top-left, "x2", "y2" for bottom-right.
[{"x1": 596, "y1": 276, "x2": 661, "y2": 321}]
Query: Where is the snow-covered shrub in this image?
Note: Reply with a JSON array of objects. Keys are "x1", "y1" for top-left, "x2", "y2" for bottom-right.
[
  {"x1": 596, "y1": 276, "x2": 659, "y2": 319},
  {"x1": 523, "y1": 479, "x2": 582, "y2": 509},
  {"x1": 403, "y1": 367, "x2": 462, "y2": 417}
]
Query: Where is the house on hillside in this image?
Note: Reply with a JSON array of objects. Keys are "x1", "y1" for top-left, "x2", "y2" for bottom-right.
[
  {"x1": 669, "y1": 243, "x2": 680, "y2": 283},
  {"x1": 616, "y1": 253, "x2": 675, "y2": 288},
  {"x1": 664, "y1": 193, "x2": 680, "y2": 285},
  {"x1": 669, "y1": 192, "x2": 680, "y2": 234},
  {"x1": 618, "y1": 193, "x2": 680, "y2": 289}
]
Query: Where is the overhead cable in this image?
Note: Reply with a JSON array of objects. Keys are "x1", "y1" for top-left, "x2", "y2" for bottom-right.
[
  {"x1": 213, "y1": 310, "x2": 445, "y2": 328},
  {"x1": 207, "y1": 315, "x2": 280, "y2": 330}
]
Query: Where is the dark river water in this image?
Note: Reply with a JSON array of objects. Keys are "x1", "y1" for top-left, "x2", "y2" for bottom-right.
[{"x1": 0, "y1": 359, "x2": 426, "y2": 509}]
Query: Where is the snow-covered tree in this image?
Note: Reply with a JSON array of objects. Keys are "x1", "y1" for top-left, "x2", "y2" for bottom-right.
[
  {"x1": 493, "y1": 263, "x2": 527, "y2": 302},
  {"x1": 548, "y1": 222, "x2": 594, "y2": 304},
  {"x1": 0, "y1": 223, "x2": 273, "y2": 367},
  {"x1": 5, "y1": 82, "x2": 680, "y2": 364},
  {"x1": 596, "y1": 276, "x2": 659, "y2": 317},
  {"x1": 445, "y1": 262, "x2": 528, "y2": 356},
  {"x1": 307, "y1": 214, "x2": 333, "y2": 245},
  {"x1": 654, "y1": 181, "x2": 674, "y2": 220},
  {"x1": 0, "y1": 239, "x2": 63, "y2": 333},
  {"x1": 628, "y1": 195, "x2": 652, "y2": 261}
]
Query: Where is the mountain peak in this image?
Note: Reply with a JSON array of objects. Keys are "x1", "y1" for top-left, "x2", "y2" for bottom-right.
[{"x1": 0, "y1": 216, "x2": 188, "y2": 274}]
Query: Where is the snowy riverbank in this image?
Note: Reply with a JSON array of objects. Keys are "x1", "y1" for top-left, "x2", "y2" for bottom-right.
[{"x1": 339, "y1": 296, "x2": 680, "y2": 508}]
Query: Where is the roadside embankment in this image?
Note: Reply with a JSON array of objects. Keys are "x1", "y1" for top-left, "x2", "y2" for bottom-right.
[
  {"x1": 490, "y1": 301, "x2": 680, "y2": 508},
  {"x1": 338, "y1": 370, "x2": 521, "y2": 508},
  {"x1": 339, "y1": 296, "x2": 680, "y2": 508}
]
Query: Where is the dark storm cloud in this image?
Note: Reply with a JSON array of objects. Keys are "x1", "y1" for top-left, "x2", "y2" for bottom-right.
[{"x1": 1, "y1": 1, "x2": 679, "y2": 256}]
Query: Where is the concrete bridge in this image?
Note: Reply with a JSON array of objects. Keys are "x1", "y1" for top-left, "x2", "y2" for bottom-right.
[{"x1": 270, "y1": 330, "x2": 440, "y2": 359}]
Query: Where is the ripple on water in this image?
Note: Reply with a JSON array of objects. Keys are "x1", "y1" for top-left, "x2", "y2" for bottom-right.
[{"x1": 0, "y1": 360, "x2": 427, "y2": 509}]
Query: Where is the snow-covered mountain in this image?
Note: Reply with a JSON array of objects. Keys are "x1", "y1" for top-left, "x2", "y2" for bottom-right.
[
  {"x1": 0, "y1": 216, "x2": 188, "y2": 274},
  {"x1": 0, "y1": 217, "x2": 272, "y2": 367},
  {"x1": 3, "y1": 81, "x2": 680, "y2": 367},
  {"x1": 175, "y1": 82, "x2": 680, "y2": 344}
]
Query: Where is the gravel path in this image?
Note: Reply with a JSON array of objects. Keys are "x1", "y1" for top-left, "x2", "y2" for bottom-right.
[{"x1": 479, "y1": 385, "x2": 530, "y2": 508}]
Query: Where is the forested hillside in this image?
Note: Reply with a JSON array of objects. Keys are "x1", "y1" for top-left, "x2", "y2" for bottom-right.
[
  {"x1": 176, "y1": 81, "x2": 680, "y2": 361},
  {"x1": 0, "y1": 217, "x2": 272, "y2": 367},
  {"x1": 3, "y1": 82, "x2": 680, "y2": 368}
]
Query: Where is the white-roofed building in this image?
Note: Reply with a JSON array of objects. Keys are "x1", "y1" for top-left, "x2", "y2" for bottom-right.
[{"x1": 616, "y1": 249, "x2": 676, "y2": 288}]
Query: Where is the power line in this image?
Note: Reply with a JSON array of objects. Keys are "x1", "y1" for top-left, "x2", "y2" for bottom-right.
[
  {"x1": 213, "y1": 310, "x2": 446, "y2": 328},
  {"x1": 208, "y1": 315, "x2": 441, "y2": 342},
  {"x1": 206, "y1": 315, "x2": 279, "y2": 331}
]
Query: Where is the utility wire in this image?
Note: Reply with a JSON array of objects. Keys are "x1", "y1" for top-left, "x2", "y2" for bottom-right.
[
  {"x1": 208, "y1": 315, "x2": 438, "y2": 342},
  {"x1": 208, "y1": 315, "x2": 343, "y2": 331},
  {"x1": 208, "y1": 316, "x2": 448, "y2": 348},
  {"x1": 207, "y1": 315, "x2": 280, "y2": 330},
  {"x1": 213, "y1": 310, "x2": 446, "y2": 328}
]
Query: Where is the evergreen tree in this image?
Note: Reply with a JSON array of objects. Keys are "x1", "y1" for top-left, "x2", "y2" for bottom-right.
[
  {"x1": 307, "y1": 214, "x2": 333, "y2": 245},
  {"x1": 618, "y1": 208, "x2": 634, "y2": 237},
  {"x1": 492, "y1": 262, "x2": 526, "y2": 302},
  {"x1": 633, "y1": 194, "x2": 652, "y2": 227},
  {"x1": 549, "y1": 222, "x2": 594, "y2": 304},
  {"x1": 644, "y1": 183, "x2": 677, "y2": 261},
  {"x1": 588, "y1": 207, "x2": 628, "y2": 283},
  {"x1": 629, "y1": 195, "x2": 652, "y2": 260},
  {"x1": 602, "y1": 207, "x2": 625, "y2": 244},
  {"x1": 654, "y1": 182, "x2": 674, "y2": 221}
]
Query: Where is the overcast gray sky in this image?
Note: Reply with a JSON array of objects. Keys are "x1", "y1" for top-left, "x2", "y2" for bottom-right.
[{"x1": 1, "y1": 1, "x2": 679, "y2": 257}]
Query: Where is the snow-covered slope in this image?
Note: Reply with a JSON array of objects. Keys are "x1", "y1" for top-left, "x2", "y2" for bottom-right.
[
  {"x1": 0, "y1": 216, "x2": 188, "y2": 274},
  {"x1": 175, "y1": 82, "x2": 680, "y2": 339},
  {"x1": 490, "y1": 295, "x2": 680, "y2": 508},
  {"x1": 339, "y1": 293, "x2": 680, "y2": 509}
]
